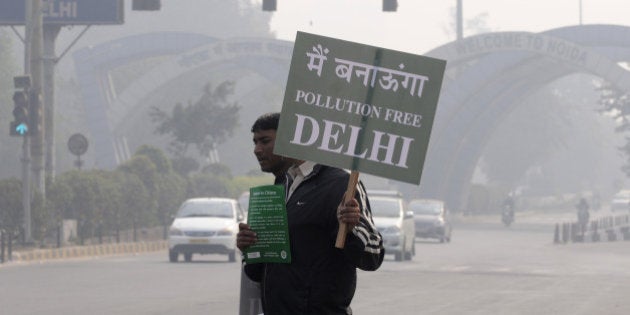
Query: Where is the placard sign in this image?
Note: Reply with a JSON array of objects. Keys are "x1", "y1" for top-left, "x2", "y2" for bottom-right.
[
  {"x1": 275, "y1": 32, "x2": 447, "y2": 184},
  {"x1": 244, "y1": 185, "x2": 291, "y2": 264}
]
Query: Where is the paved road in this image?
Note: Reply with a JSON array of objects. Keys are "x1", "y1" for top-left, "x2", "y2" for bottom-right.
[
  {"x1": 2, "y1": 219, "x2": 629, "y2": 315},
  {"x1": 354, "y1": 225, "x2": 630, "y2": 314}
]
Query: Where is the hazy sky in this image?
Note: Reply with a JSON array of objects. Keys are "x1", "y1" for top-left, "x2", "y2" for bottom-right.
[
  {"x1": 263, "y1": 0, "x2": 630, "y2": 54},
  {"x1": 31, "y1": 0, "x2": 630, "y2": 76}
]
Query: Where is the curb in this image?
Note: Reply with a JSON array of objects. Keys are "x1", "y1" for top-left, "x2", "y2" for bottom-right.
[{"x1": 9, "y1": 240, "x2": 168, "y2": 263}]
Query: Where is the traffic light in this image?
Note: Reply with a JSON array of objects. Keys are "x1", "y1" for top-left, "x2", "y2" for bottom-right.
[
  {"x1": 262, "y1": 0, "x2": 276, "y2": 11},
  {"x1": 383, "y1": 0, "x2": 397, "y2": 12},
  {"x1": 10, "y1": 91, "x2": 29, "y2": 136},
  {"x1": 132, "y1": 0, "x2": 161, "y2": 11}
]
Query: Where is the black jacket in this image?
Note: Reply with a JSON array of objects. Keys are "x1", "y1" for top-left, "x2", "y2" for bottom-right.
[{"x1": 245, "y1": 164, "x2": 384, "y2": 314}]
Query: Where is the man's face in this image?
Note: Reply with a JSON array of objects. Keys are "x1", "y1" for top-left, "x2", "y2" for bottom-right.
[{"x1": 253, "y1": 129, "x2": 287, "y2": 176}]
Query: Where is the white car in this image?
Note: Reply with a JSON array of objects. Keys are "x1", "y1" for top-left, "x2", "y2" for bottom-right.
[{"x1": 168, "y1": 198, "x2": 244, "y2": 263}]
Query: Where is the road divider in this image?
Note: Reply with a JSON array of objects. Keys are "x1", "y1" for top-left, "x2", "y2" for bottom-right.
[
  {"x1": 10, "y1": 241, "x2": 168, "y2": 263},
  {"x1": 554, "y1": 214, "x2": 630, "y2": 244}
]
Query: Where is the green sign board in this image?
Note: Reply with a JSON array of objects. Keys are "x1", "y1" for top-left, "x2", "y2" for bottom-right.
[
  {"x1": 244, "y1": 185, "x2": 291, "y2": 264},
  {"x1": 275, "y1": 32, "x2": 447, "y2": 184}
]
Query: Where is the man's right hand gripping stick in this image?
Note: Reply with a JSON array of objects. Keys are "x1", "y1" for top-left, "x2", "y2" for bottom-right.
[{"x1": 335, "y1": 171, "x2": 360, "y2": 249}]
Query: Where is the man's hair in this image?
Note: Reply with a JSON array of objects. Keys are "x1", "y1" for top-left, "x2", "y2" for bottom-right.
[{"x1": 251, "y1": 112, "x2": 280, "y2": 132}]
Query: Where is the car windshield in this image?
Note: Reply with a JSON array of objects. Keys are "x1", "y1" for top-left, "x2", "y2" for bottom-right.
[
  {"x1": 176, "y1": 200, "x2": 234, "y2": 218},
  {"x1": 370, "y1": 198, "x2": 401, "y2": 218},
  {"x1": 410, "y1": 202, "x2": 442, "y2": 215}
]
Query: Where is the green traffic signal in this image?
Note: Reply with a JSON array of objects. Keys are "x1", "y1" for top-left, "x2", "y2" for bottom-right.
[
  {"x1": 9, "y1": 121, "x2": 28, "y2": 136},
  {"x1": 9, "y1": 121, "x2": 29, "y2": 136},
  {"x1": 10, "y1": 91, "x2": 29, "y2": 137},
  {"x1": 16, "y1": 123, "x2": 28, "y2": 134}
]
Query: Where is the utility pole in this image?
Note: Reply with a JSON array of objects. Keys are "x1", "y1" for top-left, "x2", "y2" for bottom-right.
[
  {"x1": 27, "y1": 0, "x2": 45, "y2": 244},
  {"x1": 30, "y1": 0, "x2": 45, "y2": 198},
  {"x1": 17, "y1": 2, "x2": 29, "y2": 244},
  {"x1": 579, "y1": 0, "x2": 583, "y2": 25},
  {"x1": 44, "y1": 25, "x2": 61, "y2": 181},
  {"x1": 456, "y1": 0, "x2": 463, "y2": 41},
  {"x1": 21, "y1": 0, "x2": 33, "y2": 244}
]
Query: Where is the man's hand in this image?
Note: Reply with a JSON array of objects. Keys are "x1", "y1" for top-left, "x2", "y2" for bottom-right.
[
  {"x1": 236, "y1": 223, "x2": 258, "y2": 252},
  {"x1": 337, "y1": 198, "x2": 361, "y2": 232}
]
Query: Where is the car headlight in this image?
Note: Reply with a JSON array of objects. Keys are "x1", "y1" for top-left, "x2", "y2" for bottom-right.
[
  {"x1": 217, "y1": 227, "x2": 235, "y2": 236},
  {"x1": 169, "y1": 227, "x2": 183, "y2": 236},
  {"x1": 382, "y1": 226, "x2": 401, "y2": 234}
]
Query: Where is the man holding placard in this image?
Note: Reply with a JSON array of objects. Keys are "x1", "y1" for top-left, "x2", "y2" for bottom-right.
[
  {"x1": 237, "y1": 112, "x2": 384, "y2": 314},
  {"x1": 237, "y1": 112, "x2": 297, "y2": 315},
  {"x1": 239, "y1": 28, "x2": 446, "y2": 313}
]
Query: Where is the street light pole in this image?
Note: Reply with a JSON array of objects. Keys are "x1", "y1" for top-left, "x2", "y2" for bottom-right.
[
  {"x1": 22, "y1": 0, "x2": 46, "y2": 243},
  {"x1": 22, "y1": 0, "x2": 33, "y2": 245},
  {"x1": 456, "y1": 0, "x2": 463, "y2": 41},
  {"x1": 30, "y1": 0, "x2": 45, "y2": 197},
  {"x1": 43, "y1": 25, "x2": 61, "y2": 181},
  {"x1": 579, "y1": 0, "x2": 583, "y2": 25}
]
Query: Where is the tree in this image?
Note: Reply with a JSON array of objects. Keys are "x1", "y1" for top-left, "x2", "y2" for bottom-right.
[
  {"x1": 171, "y1": 156, "x2": 200, "y2": 178},
  {"x1": 118, "y1": 155, "x2": 158, "y2": 191},
  {"x1": 46, "y1": 177, "x2": 74, "y2": 227},
  {"x1": 118, "y1": 155, "x2": 159, "y2": 235},
  {"x1": 135, "y1": 144, "x2": 173, "y2": 174},
  {"x1": 131, "y1": 145, "x2": 186, "y2": 238},
  {"x1": 187, "y1": 173, "x2": 230, "y2": 198},
  {"x1": 154, "y1": 173, "x2": 186, "y2": 239},
  {"x1": 115, "y1": 171, "x2": 150, "y2": 242},
  {"x1": 30, "y1": 189, "x2": 46, "y2": 244},
  {"x1": 0, "y1": 30, "x2": 20, "y2": 179},
  {"x1": 597, "y1": 81, "x2": 630, "y2": 132},
  {"x1": 202, "y1": 163, "x2": 232, "y2": 178},
  {"x1": 0, "y1": 178, "x2": 23, "y2": 234},
  {"x1": 597, "y1": 80, "x2": 630, "y2": 177},
  {"x1": 0, "y1": 178, "x2": 47, "y2": 244},
  {"x1": 53, "y1": 171, "x2": 100, "y2": 244},
  {"x1": 149, "y1": 81, "x2": 240, "y2": 163}
]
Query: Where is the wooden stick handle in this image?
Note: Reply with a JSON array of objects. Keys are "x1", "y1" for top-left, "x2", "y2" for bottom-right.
[{"x1": 335, "y1": 171, "x2": 360, "y2": 249}]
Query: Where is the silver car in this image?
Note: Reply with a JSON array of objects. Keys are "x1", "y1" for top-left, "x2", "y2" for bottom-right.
[
  {"x1": 409, "y1": 199, "x2": 452, "y2": 243},
  {"x1": 369, "y1": 190, "x2": 415, "y2": 261}
]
